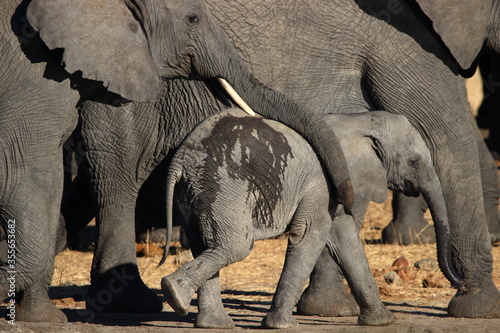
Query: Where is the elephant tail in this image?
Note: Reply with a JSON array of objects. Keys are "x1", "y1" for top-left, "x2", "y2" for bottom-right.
[{"x1": 158, "y1": 163, "x2": 183, "y2": 267}]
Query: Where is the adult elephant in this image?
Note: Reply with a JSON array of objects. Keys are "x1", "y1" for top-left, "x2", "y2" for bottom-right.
[
  {"x1": 23, "y1": 0, "x2": 354, "y2": 322},
  {"x1": 64, "y1": 0, "x2": 500, "y2": 321},
  {"x1": 0, "y1": 0, "x2": 163, "y2": 322},
  {"x1": 1, "y1": 0, "x2": 352, "y2": 323},
  {"x1": 201, "y1": 0, "x2": 500, "y2": 319}
]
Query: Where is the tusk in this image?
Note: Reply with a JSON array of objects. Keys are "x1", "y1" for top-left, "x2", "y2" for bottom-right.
[{"x1": 217, "y1": 78, "x2": 256, "y2": 116}]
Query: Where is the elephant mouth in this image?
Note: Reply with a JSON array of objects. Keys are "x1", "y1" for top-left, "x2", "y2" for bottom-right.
[{"x1": 403, "y1": 179, "x2": 420, "y2": 197}]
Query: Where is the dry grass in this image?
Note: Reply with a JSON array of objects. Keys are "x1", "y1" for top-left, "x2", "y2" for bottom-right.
[{"x1": 48, "y1": 191, "x2": 500, "y2": 312}]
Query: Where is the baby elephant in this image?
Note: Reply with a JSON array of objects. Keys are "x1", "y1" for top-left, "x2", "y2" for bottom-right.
[
  {"x1": 297, "y1": 111, "x2": 465, "y2": 317},
  {"x1": 160, "y1": 108, "x2": 394, "y2": 329}
]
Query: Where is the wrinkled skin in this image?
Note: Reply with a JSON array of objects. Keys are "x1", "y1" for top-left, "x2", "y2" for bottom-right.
[
  {"x1": 62, "y1": 0, "x2": 353, "y2": 318},
  {"x1": 0, "y1": 0, "x2": 351, "y2": 323},
  {"x1": 205, "y1": 0, "x2": 500, "y2": 318},
  {"x1": 160, "y1": 108, "x2": 395, "y2": 329},
  {"x1": 299, "y1": 112, "x2": 466, "y2": 317},
  {"x1": 67, "y1": 0, "x2": 500, "y2": 320},
  {"x1": 0, "y1": 0, "x2": 153, "y2": 323}
]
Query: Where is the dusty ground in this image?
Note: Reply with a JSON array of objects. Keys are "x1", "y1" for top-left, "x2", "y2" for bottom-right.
[{"x1": 1, "y1": 193, "x2": 500, "y2": 332}]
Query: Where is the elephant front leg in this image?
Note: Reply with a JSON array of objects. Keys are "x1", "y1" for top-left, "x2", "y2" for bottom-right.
[
  {"x1": 86, "y1": 185, "x2": 162, "y2": 315},
  {"x1": 0, "y1": 157, "x2": 68, "y2": 323},
  {"x1": 329, "y1": 213, "x2": 395, "y2": 326},
  {"x1": 476, "y1": 129, "x2": 500, "y2": 243},
  {"x1": 433, "y1": 133, "x2": 500, "y2": 318}
]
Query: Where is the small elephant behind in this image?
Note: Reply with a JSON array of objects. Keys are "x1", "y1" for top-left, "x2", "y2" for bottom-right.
[
  {"x1": 160, "y1": 108, "x2": 394, "y2": 329},
  {"x1": 297, "y1": 111, "x2": 465, "y2": 316}
]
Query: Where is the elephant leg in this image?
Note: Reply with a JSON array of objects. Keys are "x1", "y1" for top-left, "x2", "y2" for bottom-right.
[
  {"x1": 80, "y1": 103, "x2": 163, "y2": 315},
  {"x1": 161, "y1": 213, "x2": 253, "y2": 319},
  {"x1": 1, "y1": 154, "x2": 67, "y2": 323},
  {"x1": 368, "y1": 49, "x2": 500, "y2": 317},
  {"x1": 476, "y1": 128, "x2": 500, "y2": 243},
  {"x1": 262, "y1": 198, "x2": 331, "y2": 329},
  {"x1": 195, "y1": 273, "x2": 234, "y2": 329},
  {"x1": 328, "y1": 213, "x2": 394, "y2": 326},
  {"x1": 85, "y1": 182, "x2": 162, "y2": 314},
  {"x1": 297, "y1": 198, "x2": 371, "y2": 317},
  {"x1": 296, "y1": 247, "x2": 359, "y2": 317},
  {"x1": 382, "y1": 193, "x2": 435, "y2": 244},
  {"x1": 174, "y1": 223, "x2": 234, "y2": 329},
  {"x1": 60, "y1": 162, "x2": 95, "y2": 251}
]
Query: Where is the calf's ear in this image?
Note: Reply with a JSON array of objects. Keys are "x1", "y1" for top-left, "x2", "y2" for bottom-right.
[
  {"x1": 26, "y1": 0, "x2": 162, "y2": 102},
  {"x1": 341, "y1": 137, "x2": 388, "y2": 204}
]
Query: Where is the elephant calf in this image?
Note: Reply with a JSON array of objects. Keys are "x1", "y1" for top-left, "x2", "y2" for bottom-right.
[
  {"x1": 160, "y1": 108, "x2": 394, "y2": 329},
  {"x1": 297, "y1": 111, "x2": 465, "y2": 316}
]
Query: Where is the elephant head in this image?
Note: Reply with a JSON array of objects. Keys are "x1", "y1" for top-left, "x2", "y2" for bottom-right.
[
  {"x1": 327, "y1": 111, "x2": 465, "y2": 289},
  {"x1": 412, "y1": 0, "x2": 499, "y2": 71},
  {"x1": 26, "y1": 0, "x2": 354, "y2": 211}
]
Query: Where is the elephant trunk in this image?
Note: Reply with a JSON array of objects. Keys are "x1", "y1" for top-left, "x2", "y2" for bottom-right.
[
  {"x1": 420, "y1": 176, "x2": 466, "y2": 290},
  {"x1": 215, "y1": 48, "x2": 353, "y2": 212}
]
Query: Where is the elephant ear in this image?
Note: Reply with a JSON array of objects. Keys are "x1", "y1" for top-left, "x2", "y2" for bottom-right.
[
  {"x1": 338, "y1": 136, "x2": 388, "y2": 204},
  {"x1": 26, "y1": 0, "x2": 163, "y2": 102},
  {"x1": 414, "y1": 0, "x2": 492, "y2": 70}
]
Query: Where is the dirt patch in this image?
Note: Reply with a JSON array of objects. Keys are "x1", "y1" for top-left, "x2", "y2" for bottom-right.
[{"x1": 2, "y1": 195, "x2": 500, "y2": 332}]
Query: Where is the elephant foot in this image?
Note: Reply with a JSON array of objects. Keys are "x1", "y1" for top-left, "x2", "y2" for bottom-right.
[
  {"x1": 297, "y1": 283, "x2": 359, "y2": 317},
  {"x1": 195, "y1": 310, "x2": 235, "y2": 328},
  {"x1": 357, "y1": 304, "x2": 395, "y2": 326},
  {"x1": 15, "y1": 294, "x2": 67, "y2": 323},
  {"x1": 87, "y1": 264, "x2": 162, "y2": 313},
  {"x1": 261, "y1": 310, "x2": 298, "y2": 329},
  {"x1": 448, "y1": 282, "x2": 500, "y2": 318},
  {"x1": 382, "y1": 218, "x2": 435, "y2": 245},
  {"x1": 161, "y1": 274, "x2": 196, "y2": 315}
]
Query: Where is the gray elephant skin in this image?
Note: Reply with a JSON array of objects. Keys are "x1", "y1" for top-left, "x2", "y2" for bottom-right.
[
  {"x1": 160, "y1": 108, "x2": 396, "y2": 328},
  {"x1": 60, "y1": 0, "x2": 500, "y2": 322},
  {"x1": 0, "y1": 0, "x2": 167, "y2": 322},
  {"x1": 1, "y1": 0, "x2": 354, "y2": 323},
  {"x1": 208, "y1": 0, "x2": 500, "y2": 319},
  {"x1": 161, "y1": 108, "x2": 465, "y2": 328},
  {"x1": 298, "y1": 111, "x2": 469, "y2": 316},
  {"x1": 0, "y1": 0, "x2": 353, "y2": 321}
]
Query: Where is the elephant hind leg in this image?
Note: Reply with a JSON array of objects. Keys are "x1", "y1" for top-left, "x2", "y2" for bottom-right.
[
  {"x1": 195, "y1": 274, "x2": 234, "y2": 329},
  {"x1": 161, "y1": 214, "x2": 254, "y2": 317},
  {"x1": 262, "y1": 196, "x2": 331, "y2": 329}
]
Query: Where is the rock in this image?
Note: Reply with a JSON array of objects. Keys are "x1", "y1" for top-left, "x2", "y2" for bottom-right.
[
  {"x1": 384, "y1": 271, "x2": 403, "y2": 285},
  {"x1": 391, "y1": 257, "x2": 409, "y2": 270},
  {"x1": 414, "y1": 258, "x2": 439, "y2": 271},
  {"x1": 391, "y1": 257, "x2": 413, "y2": 282}
]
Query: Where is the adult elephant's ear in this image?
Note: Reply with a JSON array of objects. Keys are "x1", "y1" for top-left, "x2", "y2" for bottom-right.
[
  {"x1": 26, "y1": 0, "x2": 162, "y2": 102},
  {"x1": 413, "y1": 0, "x2": 492, "y2": 70}
]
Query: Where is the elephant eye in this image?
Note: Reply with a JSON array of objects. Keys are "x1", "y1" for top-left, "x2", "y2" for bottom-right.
[
  {"x1": 187, "y1": 14, "x2": 199, "y2": 25},
  {"x1": 408, "y1": 157, "x2": 420, "y2": 168}
]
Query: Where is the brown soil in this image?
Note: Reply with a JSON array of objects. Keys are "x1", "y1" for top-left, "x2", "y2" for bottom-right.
[{"x1": 2, "y1": 193, "x2": 500, "y2": 332}]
